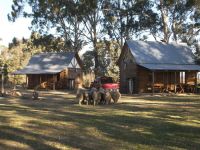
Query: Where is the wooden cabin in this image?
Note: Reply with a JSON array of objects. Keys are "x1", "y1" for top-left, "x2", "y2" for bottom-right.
[
  {"x1": 14, "y1": 52, "x2": 83, "y2": 90},
  {"x1": 118, "y1": 40, "x2": 200, "y2": 94}
]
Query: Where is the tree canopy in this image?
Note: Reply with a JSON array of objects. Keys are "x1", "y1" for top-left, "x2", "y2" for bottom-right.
[{"x1": 7, "y1": 0, "x2": 200, "y2": 75}]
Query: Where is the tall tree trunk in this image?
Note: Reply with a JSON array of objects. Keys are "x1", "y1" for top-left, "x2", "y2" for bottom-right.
[
  {"x1": 172, "y1": 21, "x2": 177, "y2": 43},
  {"x1": 160, "y1": 0, "x2": 169, "y2": 43},
  {"x1": 93, "y1": 12, "x2": 99, "y2": 76},
  {"x1": 118, "y1": 0, "x2": 124, "y2": 48},
  {"x1": 93, "y1": 38, "x2": 100, "y2": 76},
  {"x1": 171, "y1": 3, "x2": 178, "y2": 43},
  {"x1": 74, "y1": 16, "x2": 79, "y2": 52}
]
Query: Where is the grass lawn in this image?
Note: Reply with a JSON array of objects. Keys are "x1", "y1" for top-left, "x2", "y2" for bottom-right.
[{"x1": 0, "y1": 91, "x2": 200, "y2": 150}]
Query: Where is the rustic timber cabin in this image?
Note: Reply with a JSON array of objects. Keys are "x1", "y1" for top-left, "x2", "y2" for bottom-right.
[
  {"x1": 14, "y1": 52, "x2": 83, "y2": 90},
  {"x1": 118, "y1": 40, "x2": 200, "y2": 94}
]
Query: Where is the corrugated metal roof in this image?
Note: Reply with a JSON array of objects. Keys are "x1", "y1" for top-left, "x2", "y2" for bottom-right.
[
  {"x1": 127, "y1": 40, "x2": 195, "y2": 64},
  {"x1": 14, "y1": 52, "x2": 75, "y2": 74},
  {"x1": 140, "y1": 64, "x2": 200, "y2": 71}
]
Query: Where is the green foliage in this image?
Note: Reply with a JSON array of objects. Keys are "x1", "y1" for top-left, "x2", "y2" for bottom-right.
[
  {"x1": 186, "y1": 0, "x2": 200, "y2": 8},
  {"x1": 82, "y1": 40, "x2": 120, "y2": 80},
  {"x1": 1, "y1": 32, "x2": 68, "y2": 84},
  {"x1": 1, "y1": 38, "x2": 33, "y2": 84},
  {"x1": 164, "y1": 0, "x2": 200, "y2": 58},
  {"x1": 102, "y1": 0, "x2": 159, "y2": 46},
  {"x1": 8, "y1": 0, "x2": 88, "y2": 52},
  {"x1": 194, "y1": 44, "x2": 200, "y2": 64},
  {"x1": 9, "y1": 37, "x2": 20, "y2": 49},
  {"x1": 28, "y1": 32, "x2": 66, "y2": 52},
  {"x1": 7, "y1": 0, "x2": 200, "y2": 76},
  {"x1": 2, "y1": 64, "x2": 9, "y2": 83},
  {"x1": 80, "y1": 0, "x2": 105, "y2": 74},
  {"x1": 82, "y1": 51, "x2": 95, "y2": 71}
]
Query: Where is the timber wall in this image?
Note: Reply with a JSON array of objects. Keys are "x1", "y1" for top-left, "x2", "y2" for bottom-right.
[
  {"x1": 137, "y1": 67, "x2": 197, "y2": 93},
  {"x1": 119, "y1": 45, "x2": 138, "y2": 94},
  {"x1": 137, "y1": 67, "x2": 181, "y2": 93},
  {"x1": 27, "y1": 68, "x2": 82, "y2": 90}
]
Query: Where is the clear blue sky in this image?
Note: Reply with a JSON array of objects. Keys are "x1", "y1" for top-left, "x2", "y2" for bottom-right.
[{"x1": 0, "y1": 0, "x2": 31, "y2": 47}]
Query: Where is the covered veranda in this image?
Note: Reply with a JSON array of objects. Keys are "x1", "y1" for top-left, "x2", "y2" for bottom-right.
[
  {"x1": 141, "y1": 64, "x2": 200, "y2": 94},
  {"x1": 12, "y1": 72, "x2": 59, "y2": 90}
]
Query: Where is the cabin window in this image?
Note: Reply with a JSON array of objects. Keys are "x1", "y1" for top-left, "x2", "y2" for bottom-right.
[
  {"x1": 198, "y1": 73, "x2": 200, "y2": 84},
  {"x1": 57, "y1": 74, "x2": 60, "y2": 81},
  {"x1": 148, "y1": 73, "x2": 152, "y2": 82},
  {"x1": 68, "y1": 79, "x2": 75, "y2": 90},
  {"x1": 180, "y1": 72, "x2": 185, "y2": 84},
  {"x1": 123, "y1": 63, "x2": 127, "y2": 70},
  {"x1": 127, "y1": 77, "x2": 136, "y2": 94},
  {"x1": 123, "y1": 56, "x2": 128, "y2": 70}
]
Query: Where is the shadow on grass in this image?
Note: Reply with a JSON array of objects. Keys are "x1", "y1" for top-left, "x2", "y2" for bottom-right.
[
  {"x1": 24, "y1": 109, "x2": 200, "y2": 149},
  {"x1": 0, "y1": 92, "x2": 200, "y2": 149},
  {"x1": 0, "y1": 125, "x2": 58, "y2": 150},
  {"x1": 127, "y1": 95, "x2": 200, "y2": 103}
]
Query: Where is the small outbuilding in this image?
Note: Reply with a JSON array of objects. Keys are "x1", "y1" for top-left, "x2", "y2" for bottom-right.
[
  {"x1": 118, "y1": 40, "x2": 200, "y2": 94},
  {"x1": 14, "y1": 52, "x2": 83, "y2": 90}
]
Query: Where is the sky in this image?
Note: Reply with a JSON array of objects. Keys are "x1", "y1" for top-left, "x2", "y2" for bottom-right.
[{"x1": 0, "y1": 0, "x2": 32, "y2": 47}]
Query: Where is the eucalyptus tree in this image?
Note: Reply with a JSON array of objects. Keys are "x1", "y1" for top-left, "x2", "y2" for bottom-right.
[
  {"x1": 82, "y1": 39, "x2": 120, "y2": 80},
  {"x1": 156, "y1": 0, "x2": 200, "y2": 65},
  {"x1": 102, "y1": 0, "x2": 159, "y2": 47},
  {"x1": 158, "y1": 0, "x2": 200, "y2": 43},
  {"x1": 8, "y1": 0, "x2": 200, "y2": 74},
  {"x1": 8, "y1": 0, "x2": 87, "y2": 52},
  {"x1": 8, "y1": 0, "x2": 107, "y2": 75},
  {"x1": 102, "y1": 0, "x2": 199, "y2": 45},
  {"x1": 80, "y1": 0, "x2": 105, "y2": 75},
  {"x1": 28, "y1": 32, "x2": 65, "y2": 52}
]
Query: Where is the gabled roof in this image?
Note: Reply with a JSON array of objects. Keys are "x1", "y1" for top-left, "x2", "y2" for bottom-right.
[
  {"x1": 125, "y1": 40, "x2": 200, "y2": 71},
  {"x1": 126, "y1": 40, "x2": 195, "y2": 64},
  {"x1": 140, "y1": 64, "x2": 200, "y2": 71},
  {"x1": 14, "y1": 52, "x2": 78, "y2": 74}
]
